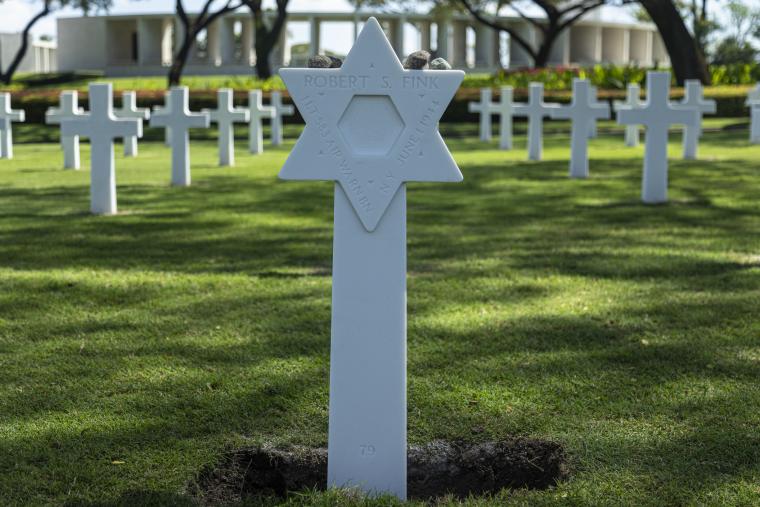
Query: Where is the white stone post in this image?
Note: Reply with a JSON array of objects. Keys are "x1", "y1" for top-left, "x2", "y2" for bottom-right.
[{"x1": 746, "y1": 83, "x2": 760, "y2": 144}]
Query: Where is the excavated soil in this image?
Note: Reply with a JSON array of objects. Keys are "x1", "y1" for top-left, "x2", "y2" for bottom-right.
[{"x1": 194, "y1": 439, "x2": 569, "y2": 504}]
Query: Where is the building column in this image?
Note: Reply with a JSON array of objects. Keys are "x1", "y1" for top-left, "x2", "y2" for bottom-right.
[
  {"x1": 207, "y1": 19, "x2": 222, "y2": 66},
  {"x1": 452, "y1": 20, "x2": 467, "y2": 68},
  {"x1": 389, "y1": 17, "x2": 405, "y2": 58},
  {"x1": 418, "y1": 20, "x2": 431, "y2": 52},
  {"x1": 220, "y1": 18, "x2": 236, "y2": 65},
  {"x1": 242, "y1": 18, "x2": 254, "y2": 66},
  {"x1": 309, "y1": 17, "x2": 321, "y2": 57},
  {"x1": 593, "y1": 26, "x2": 603, "y2": 62},
  {"x1": 161, "y1": 17, "x2": 174, "y2": 66},
  {"x1": 644, "y1": 30, "x2": 654, "y2": 66},
  {"x1": 508, "y1": 21, "x2": 535, "y2": 68},
  {"x1": 435, "y1": 16, "x2": 450, "y2": 60},
  {"x1": 475, "y1": 23, "x2": 495, "y2": 68},
  {"x1": 548, "y1": 27, "x2": 570, "y2": 66},
  {"x1": 136, "y1": 18, "x2": 150, "y2": 66}
]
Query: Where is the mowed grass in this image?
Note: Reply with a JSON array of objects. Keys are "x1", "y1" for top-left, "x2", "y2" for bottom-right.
[{"x1": 0, "y1": 119, "x2": 759, "y2": 506}]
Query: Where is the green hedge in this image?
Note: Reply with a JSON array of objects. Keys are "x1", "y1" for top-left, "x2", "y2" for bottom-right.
[{"x1": 12, "y1": 85, "x2": 753, "y2": 126}]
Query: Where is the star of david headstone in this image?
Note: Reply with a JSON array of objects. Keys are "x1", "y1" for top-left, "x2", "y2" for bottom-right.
[{"x1": 278, "y1": 17, "x2": 463, "y2": 499}]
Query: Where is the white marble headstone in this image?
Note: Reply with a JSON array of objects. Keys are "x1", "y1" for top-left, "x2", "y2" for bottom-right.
[
  {"x1": 46, "y1": 90, "x2": 84, "y2": 169},
  {"x1": 60, "y1": 83, "x2": 142, "y2": 215},
  {"x1": 204, "y1": 88, "x2": 249, "y2": 167},
  {"x1": 745, "y1": 83, "x2": 760, "y2": 144},
  {"x1": 114, "y1": 91, "x2": 150, "y2": 157},
  {"x1": 270, "y1": 91, "x2": 294, "y2": 146},
  {"x1": 0, "y1": 93, "x2": 25, "y2": 160},
  {"x1": 587, "y1": 85, "x2": 599, "y2": 138},
  {"x1": 468, "y1": 86, "x2": 515, "y2": 149},
  {"x1": 550, "y1": 79, "x2": 610, "y2": 178},
  {"x1": 279, "y1": 17, "x2": 463, "y2": 499},
  {"x1": 617, "y1": 71, "x2": 694, "y2": 203},
  {"x1": 247, "y1": 90, "x2": 274, "y2": 154},
  {"x1": 150, "y1": 86, "x2": 210, "y2": 187},
  {"x1": 513, "y1": 83, "x2": 559, "y2": 161},
  {"x1": 674, "y1": 80, "x2": 716, "y2": 159},
  {"x1": 613, "y1": 83, "x2": 644, "y2": 147}
]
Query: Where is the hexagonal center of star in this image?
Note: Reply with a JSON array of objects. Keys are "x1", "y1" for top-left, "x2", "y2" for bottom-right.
[{"x1": 337, "y1": 95, "x2": 404, "y2": 157}]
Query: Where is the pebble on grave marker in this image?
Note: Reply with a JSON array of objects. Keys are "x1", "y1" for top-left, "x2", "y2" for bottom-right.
[
  {"x1": 550, "y1": 79, "x2": 610, "y2": 179},
  {"x1": 746, "y1": 83, "x2": 760, "y2": 144},
  {"x1": 429, "y1": 58, "x2": 451, "y2": 70},
  {"x1": 60, "y1": 83, "x2": 142, "y2": 215},
  {"x1": 278, "y1": 18, "x2": 464, "y2": 499},
  {"x1": 513, "y1": 82, "x2": 560, "y2": 161},
  {"x1": 204, "y1": 88, "x2": 249, "y2": 167},
  {"x1": 0, "y1": 93, "x2": 25, "y2": 160},
  {"x1": 617, "y1": 71, "x2": 695, "y2": 204},
  {"x1": 403, "y1": 50, "x2": 430, "y2": 70},
  {"x1": 113, "y1": 91, "x2": 150, "y2": 157},
  {"x1": 46, "y1": 90, "x2": 85, "y2": 169},
  {"x1": 150, "y1": 86, "x2": 210, "y2": 187},
  {"x1": 613, "y1": 83, "x2": 644, "y2": 147}
]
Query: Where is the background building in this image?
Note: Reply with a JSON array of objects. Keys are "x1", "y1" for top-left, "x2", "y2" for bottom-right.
[
  {"x1": 0, "y1": 33, "x2": 56, "y2": 74},
  {"x1": 55, "y1": 9, "x2": 669, "y2": 77}
]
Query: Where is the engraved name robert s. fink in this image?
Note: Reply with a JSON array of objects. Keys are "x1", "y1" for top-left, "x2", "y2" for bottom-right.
[{"x1": 304, "y1": 74, "x2": 440, "y2": 90}]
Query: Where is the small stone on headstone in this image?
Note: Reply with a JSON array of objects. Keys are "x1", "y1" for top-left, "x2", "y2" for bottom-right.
[
  {"x1": 328, "y1": 56, "x2": 343, "y2": 68},
  {"x1": 308, "y1": 55, "x2": 332, "y2": 68},
  {"x1": 403, "y1": 50, "x2": 430, "y2": 70},
  {"x1": 430, "y1": 58, "x2": 452, "y2": 70}
]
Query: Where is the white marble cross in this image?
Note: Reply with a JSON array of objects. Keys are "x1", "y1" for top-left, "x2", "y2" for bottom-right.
[
  {"x1": 617, "y1": 72, "x2": 695, "y2": 204},
  {"x1": 470, "y1": 86, "x2": 517, "y2": 149},
  {"x1": 468, "y1": 88, "x2": 496, "y2": 143},
  {"x1": 279, "y1": 17, "x2": 463, "y2": 499},
  {"x1": 45, "y1": 90, "x2": 84, "y2": 169},
  {"x1": 153, "y1": 91, "x2": 172, "y2": 146},
  {"x1": 613, "y1": 83, "x2": 644, "y2": 147},
  {"x1": 674, "y1": 80, "x2": 716, "y2": 159},
  {"x1": 114, "y1": 91, "x2": 150, "y2": 157},
  {"x1": 204, "y1": 88, "x2": 249, "y2": 167},
  {"x1": 747, "y1": 83, "x2": 760, "y2": 144},
  {"x1": 0, "y1": 93, "x2": 25, "y2": 160},
  {"x1": 61, "y1": 83, "x2": 142, "y2": 215},
  {"x1": 587, "y1": 85, "x2": 600, "y2": 138},
  {"x1": 150, "y1": 86, "x2": 210, "y2": 187},
  {"x1": 550, "y1": 79, "x2": 610, "y2": 178},
  {"x1": 513, "y1": 82, "x2": 559, "y2": 160},
  {"x1": 248, "y1": 90, "x2": 275, "y2": 154},
  {"x1": 270, "y1": 91, "x2": 294, "y2": 146}
]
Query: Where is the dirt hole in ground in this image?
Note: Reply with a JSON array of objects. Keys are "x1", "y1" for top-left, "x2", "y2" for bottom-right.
[{"x1": 194, "y1": 439, "x2": 569, "y2": 503}]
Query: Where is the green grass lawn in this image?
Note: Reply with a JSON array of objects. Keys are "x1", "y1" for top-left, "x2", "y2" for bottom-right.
[{"x1": 1, "y1": 119, "x2": 759, "y2": 506}]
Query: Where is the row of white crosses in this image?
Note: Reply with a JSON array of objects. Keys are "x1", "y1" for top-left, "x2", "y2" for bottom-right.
[
  {"x1": 467, "y1": 78, "x2": 721, "y2": 163},
  {"x1": 37, "y1": 85, "x2": 296, "y2": 215}
]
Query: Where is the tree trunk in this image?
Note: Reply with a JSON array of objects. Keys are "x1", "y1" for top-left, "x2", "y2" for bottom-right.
[
  {"x1": 639, "y1": 0, "x2": 711, "y2": 85},
  {"x1": 1, "y1": 5, "x2": 51, "y2": 85},
  {"x1": 168, "y1": 38, "x2": 194, "y2": 87},
  {"x1": 254, "y1": 30, "x2": 274, "y2": 79}
]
